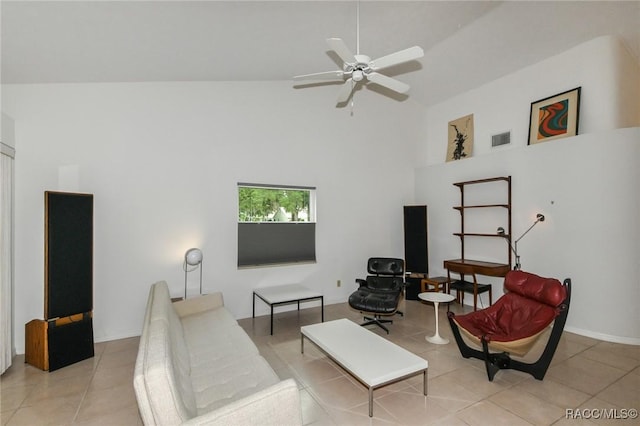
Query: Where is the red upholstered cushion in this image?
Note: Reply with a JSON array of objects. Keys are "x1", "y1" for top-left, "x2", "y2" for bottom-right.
[
  {"x1": 453, "y1": 271, "x2": 567, "y2": 343},
  {"x1": 504, "y1": 270, "x2": 566, "y2": 307},
  {"x1": 454, "y1": 293, "x2": 558, "y2": 343}
]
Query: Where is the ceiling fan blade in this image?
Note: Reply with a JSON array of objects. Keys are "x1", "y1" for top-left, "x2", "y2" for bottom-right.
[
  {"x1": 293, "y1": 70, "x2": 345, "y2": 81},
  {"x1": 366, "y1": 72, "x2": 410, "y2": 94},
  {"x1": 327, "y1": 38, "x2": 356, "y2": 65},
  {"x1": 336, "y1": 78, "x2": 355, "y2": 103},
  {"x1": 369, "y1": 46, "x2": 424, "y2": 71}
]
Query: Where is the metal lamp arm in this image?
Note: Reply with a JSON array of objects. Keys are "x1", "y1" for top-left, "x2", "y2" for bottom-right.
[
  {"x1": 515, "y1": 217, "x2": 543, "y2": 244},
  {"x1": 498, "y1": 214, "x2": 545, "y2": 271}
]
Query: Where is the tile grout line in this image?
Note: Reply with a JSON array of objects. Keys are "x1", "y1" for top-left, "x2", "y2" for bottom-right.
[{"x1": 71, "y1": 344, "x2": 105, "y2": 424}]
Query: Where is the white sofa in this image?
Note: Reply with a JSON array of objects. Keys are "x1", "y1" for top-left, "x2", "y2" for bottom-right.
[{"x1": 134, "y1": 281, "x2": 302, "y2": 425}]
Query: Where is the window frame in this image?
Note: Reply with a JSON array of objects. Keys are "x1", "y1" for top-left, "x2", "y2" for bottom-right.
[{"x1": 237, "y1": 183, "x2": 317, "y2": 268}]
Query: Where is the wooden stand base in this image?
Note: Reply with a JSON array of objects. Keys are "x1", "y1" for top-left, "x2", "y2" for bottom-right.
[
  {"x1": 25, "y1": 313, "x2": 94, "y2": 371},
  {"x1": 25, "y1": 319, "x2": 49, "y2": 370}
]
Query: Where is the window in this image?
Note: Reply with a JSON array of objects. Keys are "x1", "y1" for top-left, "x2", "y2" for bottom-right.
[{"x1": 237, "y1": 183, "x2": 316, "y2": 267}]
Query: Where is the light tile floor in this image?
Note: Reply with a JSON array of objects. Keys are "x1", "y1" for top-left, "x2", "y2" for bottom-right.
[{"x1": 1, "y1": 300, "x2": 638, "y2": 425}]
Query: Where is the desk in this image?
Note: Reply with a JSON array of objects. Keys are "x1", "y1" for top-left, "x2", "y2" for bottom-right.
[
  {"x1": 253, "y1": 284, "x2": 323, "y2": 335},
  {"x1": 443, "y1": 259, "x2": 510, "y2": 277}
]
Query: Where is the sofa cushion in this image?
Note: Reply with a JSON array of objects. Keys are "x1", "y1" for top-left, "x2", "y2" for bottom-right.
[
  {"x1": 181, "y1": 311, "x2": 259, "y2": 371},
  {"x1": 133, "y1": 284, "x2": 158, "y2": 426},
  {"x1": 178, "y1": 300, "x2": 237, "y2": 325},
  {"x1": 146, "y1": 282, "x2": 197, "y2": 418},
  {"x1": 192, "y1": 355, "x2": 281, "y2": 415},
  {"x1": 179, "y1": 307, "x2": 238, "y2": 340},
  {"x1": 143, "y1": 317, "x2": 197, "y2": 424}
]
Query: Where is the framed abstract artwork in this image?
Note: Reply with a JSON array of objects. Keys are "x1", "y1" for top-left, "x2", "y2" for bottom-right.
[
  {"x1": 446, "y1": 113, "x2": 474, "y2": 162},
  {"x1": 528, "y1": 87, "x2": 581, "y2": 145}
]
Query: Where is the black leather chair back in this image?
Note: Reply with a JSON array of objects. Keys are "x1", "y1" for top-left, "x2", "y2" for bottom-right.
[
  {"x1": 367, "y1": 258, "x2": 404, "y2": 276},
  {"x1": 365, "y1": 258, "x2": 404, "y2": 291},
  {"x1": 366, "y1": 276, "x2": 404, "y2": 291},
  {"x1": 349, "y1": 257, "x2": 405, "y2": 333}
]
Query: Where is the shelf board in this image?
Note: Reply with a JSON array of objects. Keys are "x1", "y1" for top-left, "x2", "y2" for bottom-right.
[
  {"x1": 453, "y1": 176, "x2": 510, "y2": 187},
  {"x1": 453, "y1": 204, "x2": 509, "y2": 211},
  {"x1": 454, "y1": 233, "x2": 509, "y2": 238}
]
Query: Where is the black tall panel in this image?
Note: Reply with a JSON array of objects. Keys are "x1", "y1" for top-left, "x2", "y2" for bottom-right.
[
  {"x1": 45, "y1": 191, "x2": 93, "y2": 319},
  {"x1": 48, "y1": 317, "x2": 94, "y2": 371},
  {"x1": 403, "y1": 205, "x2": 428, "y2": 274},
  {"x1": 24, "y1": 192, "x2": 94, "y2": 372}
]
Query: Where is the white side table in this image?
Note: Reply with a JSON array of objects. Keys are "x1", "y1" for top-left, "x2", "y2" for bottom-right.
[
  {"x1": 253, "y1": 284, "x2": 324, "y2": 335},
  {"x1": 418, "y1": 292, "x2": 456, "y2": 344}
]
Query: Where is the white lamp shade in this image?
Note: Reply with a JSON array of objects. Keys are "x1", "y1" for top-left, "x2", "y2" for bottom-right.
[{"x1": 185, "y1": 248, "x2": 203, "y2": 265}]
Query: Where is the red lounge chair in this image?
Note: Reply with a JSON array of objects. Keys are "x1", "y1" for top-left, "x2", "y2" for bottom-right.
[{"x1": 447, "y1": 270, "x2": 571, "y2": 381}]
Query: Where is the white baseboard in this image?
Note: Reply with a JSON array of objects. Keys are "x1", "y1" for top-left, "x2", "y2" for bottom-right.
[{"x1": 564, "y1": 325, "x2": 640, "y2": 346}]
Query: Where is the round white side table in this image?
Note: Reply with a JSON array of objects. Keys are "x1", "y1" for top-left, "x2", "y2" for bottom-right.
[{"x1": 418, "y1": 292, "x2": 456, "y2": 344}]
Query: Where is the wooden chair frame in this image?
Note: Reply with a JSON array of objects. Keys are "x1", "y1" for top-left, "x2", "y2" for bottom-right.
[{"x1": 446, "y1": 263, "x2": 492, "y2": 311}]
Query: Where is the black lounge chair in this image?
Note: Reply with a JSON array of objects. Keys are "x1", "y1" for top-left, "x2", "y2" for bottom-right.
[{"x1": 348, "y1": 257, "x2": 404, "y2": 334}]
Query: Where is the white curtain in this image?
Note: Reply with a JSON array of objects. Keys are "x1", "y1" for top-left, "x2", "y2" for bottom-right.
[{"x1": 1, "y1": 142, "x2": 15, "y2": 374}]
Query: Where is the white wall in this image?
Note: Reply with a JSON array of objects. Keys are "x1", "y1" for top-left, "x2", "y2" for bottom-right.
[
  {"x1": 418, "y1": 36, "x2": 640, "y2": 168},
  {"x1": 1, "y1": 114, "x2": 15, "y2": 147},
  {"x1": 4, "y1": 34, "x2": 638, "y2": 352},
  {"x1": 417, "y1": 36, "x2": 640, "y2": 343},
  {"x1": 2, "y1": 81, "x2": 424, "y2": 353}
]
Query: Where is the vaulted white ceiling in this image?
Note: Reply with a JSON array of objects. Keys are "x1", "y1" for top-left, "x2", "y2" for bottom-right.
[{"x1": 2, "y1": 1, "x2": 639, "y2": 107}]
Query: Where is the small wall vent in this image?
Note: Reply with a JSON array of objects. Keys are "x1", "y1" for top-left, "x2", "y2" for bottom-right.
[{"x1": 491, "y1": 131, "x2": 511, "y2": 147}]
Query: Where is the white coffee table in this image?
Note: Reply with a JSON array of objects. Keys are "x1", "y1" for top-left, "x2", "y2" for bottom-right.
[
  {"x1": 419, "y1": 292, "x2": 455, "y2": 344},
  {"x1": 301, "y1": 318, "x2": 428, "y2": 417}
]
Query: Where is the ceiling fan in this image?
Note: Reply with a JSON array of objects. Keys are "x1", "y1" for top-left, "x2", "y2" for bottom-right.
[{"x1": 293, "y1": 4, "x2": 424, "y2": 105}]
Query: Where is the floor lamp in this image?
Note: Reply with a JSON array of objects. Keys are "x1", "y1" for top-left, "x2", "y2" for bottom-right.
[
  {"x1": 184, "y1": 248, "x2": 203, "y2": 299},
  {"x1": 498, "y1": 213, "x2": 545, "y2": 270}
]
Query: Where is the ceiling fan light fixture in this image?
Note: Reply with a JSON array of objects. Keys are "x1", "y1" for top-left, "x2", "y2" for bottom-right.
[{"x1": 292, "y1": 2, "x2": 424, "y2": 107}]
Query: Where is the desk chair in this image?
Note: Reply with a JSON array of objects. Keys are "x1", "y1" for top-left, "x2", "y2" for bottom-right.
[{"x1": 446, "y1": 262, "x2": 492, "y2": 311}]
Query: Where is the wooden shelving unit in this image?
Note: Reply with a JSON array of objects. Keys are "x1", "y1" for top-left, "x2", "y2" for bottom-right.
[{"x1": 451, "y1": 176, "x2": 512, "y2": 273}]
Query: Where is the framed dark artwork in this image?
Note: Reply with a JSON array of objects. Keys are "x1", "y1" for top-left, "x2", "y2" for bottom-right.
[
  {"x1": 446, "y1": 113, "x2": 474, "y2": 162},
  {"x1": 528, "y1": 87, "x2": 581, "y2": 145}
]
